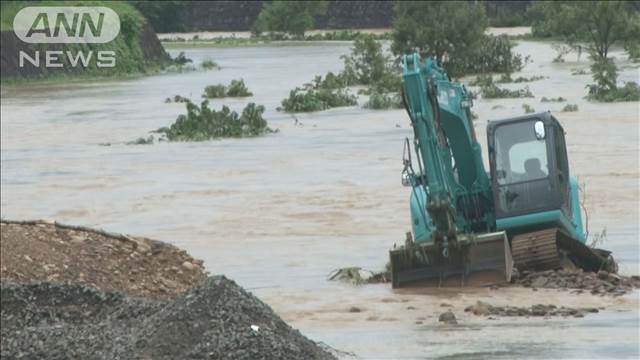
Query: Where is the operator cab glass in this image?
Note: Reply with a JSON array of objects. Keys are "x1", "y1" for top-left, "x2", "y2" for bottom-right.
[{"x1": 488, "y1": 114, "x2": 569, "y2": 219}]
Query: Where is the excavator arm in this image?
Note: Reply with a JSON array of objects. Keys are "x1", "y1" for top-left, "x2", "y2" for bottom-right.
[{"x1": 390, "y1": 54, "x2": 512, "y2": 288}]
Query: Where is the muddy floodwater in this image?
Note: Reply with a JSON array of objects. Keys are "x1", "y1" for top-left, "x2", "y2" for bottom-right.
[{"x1": 2, "y1": 39, "x2": 639, "y2": 359}]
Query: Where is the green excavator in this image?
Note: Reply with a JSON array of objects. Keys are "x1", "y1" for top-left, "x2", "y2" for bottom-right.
[{"x1": 390, "y1": 53, "x2": 616, "y2": 288}]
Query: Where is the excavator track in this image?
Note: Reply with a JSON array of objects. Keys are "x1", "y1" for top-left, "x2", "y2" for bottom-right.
[
  {"x1": 511, "y1": 227, "x2": 616, "y2": 273},
  {"x1": 511, "y1": 228, "x2": 560, "y2": 271}
]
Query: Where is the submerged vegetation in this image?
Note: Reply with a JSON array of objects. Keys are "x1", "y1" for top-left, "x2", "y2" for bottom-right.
[
  {"x1": 472, "y1": 76, "x2": 534, "y2": 99},
  {"x1": 280, "y1": 35, "x2": 401, "y2": 112},
  {"x1": 522, "y1": 104, "x2": 535, "y2": 114},
  {"x1": 541, "y1": 97, "x2": 566, "y2": 103},
  {"x1": 562, "y1": 104, "x2": 579, "y2": 112},
  {"x1": 529, "y1": 1, "x2": 640, "y2": 102},
  {"x1": 200, "y1": 59, "x2": 220, "y2": 70},
  {"x1": 156, "y1": 101, "x2": 273, "y2": 141},
  {"x1": 364, "y1": 92, "x2": 403, "y2": 110},
  {"x1": 280, "y1": 88, "x2": 357, "y2": 112},
  {"x1": 203, "y1": 80, "x2": 253, "y2": 98}
]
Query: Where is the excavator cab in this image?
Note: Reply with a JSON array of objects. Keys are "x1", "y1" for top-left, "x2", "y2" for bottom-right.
[
  {"x1": 485, "y1": 113, "x2": 609, "y2": 272},
  {"x1": 487, "y1": 112, "x2": 574, "y2": 227}
]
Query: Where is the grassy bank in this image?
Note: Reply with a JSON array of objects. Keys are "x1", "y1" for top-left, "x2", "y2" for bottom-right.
[{"x1": 0, "y1": 1, "x2": 171, "y2": 84}]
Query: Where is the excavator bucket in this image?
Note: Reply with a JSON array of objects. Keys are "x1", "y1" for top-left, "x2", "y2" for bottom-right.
[{"x1": 390, "y1": 231, "x2": 513, "y2": 288}]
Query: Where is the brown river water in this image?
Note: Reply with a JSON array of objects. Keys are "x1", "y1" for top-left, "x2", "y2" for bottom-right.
[{"x1": 1, "y1": 39, "x2": 639, "y2": 359}]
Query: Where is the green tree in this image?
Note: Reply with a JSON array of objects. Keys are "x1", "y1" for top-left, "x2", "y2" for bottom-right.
[
  {"x1": 529, "y1": 1, "x2": 640, "y2": 100},
  {"x1": 391, "y1": 1, "x2": 488, "y2": 76},
  {"x1": 253, "y1": 1, "x2": 327, "y2": 36}
]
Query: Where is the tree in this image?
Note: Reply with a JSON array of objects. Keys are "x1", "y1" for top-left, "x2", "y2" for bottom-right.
[
  {"x1": 253, "y1": 1, "x2": 327, "y2": 37},
  {"x1": 530, "y1": 1, "x2": 637, "y2": 61},
  {"x1": 391, "y1": 1, "x2": 488, "y2": 76},
  {"x1": 529, "y1": 1, "x2": 640, "y2": 100}
]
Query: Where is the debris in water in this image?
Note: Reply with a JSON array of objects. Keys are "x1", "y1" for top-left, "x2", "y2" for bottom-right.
[
  {"x1": 328, "y1": 267, "x2": 389, "y2": 285},
  {"x1": 515, "y1": 269, "x2": 640, "y2": 296},
  {"x1": 465, "y1": 302, "x2": 599, "y2": 318}
]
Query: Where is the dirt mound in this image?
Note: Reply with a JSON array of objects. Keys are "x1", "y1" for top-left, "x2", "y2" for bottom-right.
[
  {"x1": 0, "y1": 220, "x2": 207, "y2": 300},
  {"x1": 1, "y1": 277, "x2": 336, "y2": 360},
  {"x1": 515, "y1": 269, "x2": 640, "y2": 296}
]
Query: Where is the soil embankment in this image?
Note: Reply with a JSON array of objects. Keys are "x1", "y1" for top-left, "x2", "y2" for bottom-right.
[{"x1": 0, "y1": 221, "x2": 336, "y2": 359}]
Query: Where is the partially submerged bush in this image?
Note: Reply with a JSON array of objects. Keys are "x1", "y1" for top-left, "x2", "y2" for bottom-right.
[
  {"x1": 481, "y1": 84, "x2": 533, "y2": 99},
  {"x1": 157, "y1": 101, "x2": 273, "y2": 141},
  {"x1": 562, "y1": 104, "x2": 579, "y2": 112},
  {"x1": 226, "y1": 79, "x2": 253, "y2": 97},
  {"x1": 541, "y1": 96, "x2": 566, "y2": 102},
  {"x1": 201, "y1": 59, "x2": 219, "y2": 70},
  {"x1": 498, "y1": 73, "x2": 546, "y2": 83},
  {"x1": 469, "y1": 74, "x2": 494, "y2": 87},
  {"x1": 587, "y1": 81, "x2": 640, "y2": 102},
  {"x1": 203, "y1": 80, "x2": 253, "y2": 98},
  {"x1": 522, "y1": 104, "x2": 535, "y2": 113},
  {"x1": 203, "y1": 85, "x2": 227, "y2": 98},
  {"x1": 165, "y1": 95, "x2": 190, "y2": 103},
  {"x1": 364, "y1": 91, "x2": 403, "y2": 110},
  {"x1": 280, "y1": 87, "x2": 357, "y2": 112},
  {"x1": 172, "y1": 52, "x2": 192, "y2": 66}
]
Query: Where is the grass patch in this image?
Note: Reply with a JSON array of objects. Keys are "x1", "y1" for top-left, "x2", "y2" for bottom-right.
[
  {"x1": 203, "y1": 80, "x2": 252, "y2": 98},
  {"x1": 156, "y1": 101, "x2": 273, "y2": 141},
  {"x1": 561, "y1": 104, "x2": 579, "y2": 112}
]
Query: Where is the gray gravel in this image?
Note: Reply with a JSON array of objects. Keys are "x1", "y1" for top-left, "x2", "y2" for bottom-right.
[{"x1": 1, "y1": 276, "x2": 336, "y2": 360}]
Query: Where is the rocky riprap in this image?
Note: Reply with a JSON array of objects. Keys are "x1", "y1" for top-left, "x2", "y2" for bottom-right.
[
  {"x1": 0, "y1": 277, "x2": 336, "y2": 360},
  {"x1": 465, "y1": 301, "x2": 600, "y2": 318},
  {"x1": 514, "y1": 269, "x2": 640, "y2": 296}
]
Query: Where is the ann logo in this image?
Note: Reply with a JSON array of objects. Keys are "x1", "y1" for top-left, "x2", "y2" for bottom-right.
[
  {"x1": 13, "y1": 6, "x2": 120, "y2": 44},
  {"x1": 26, "y1": 12, "x2": 105, "y2": 38}
]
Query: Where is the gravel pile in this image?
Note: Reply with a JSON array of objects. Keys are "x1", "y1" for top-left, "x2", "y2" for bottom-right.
[
  {"x1": 1, "y1": 277, "x2": 336, "y2": 360},
  {"x1": 515, "y1": 269, "x2": 640, "y2": 296},
  {"x1": 465, "y1": 301, "x2": 600, "y2": 318}
]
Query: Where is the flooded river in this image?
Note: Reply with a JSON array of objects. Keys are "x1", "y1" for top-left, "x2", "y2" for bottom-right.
[{"x1": 1, "y1": 40, "x2": 639, "y2": 359}]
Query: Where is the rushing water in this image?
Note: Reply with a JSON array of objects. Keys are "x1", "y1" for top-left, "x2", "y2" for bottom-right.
[{"x1": 1, "y1": 40, "x2": 639, "y2": 359}]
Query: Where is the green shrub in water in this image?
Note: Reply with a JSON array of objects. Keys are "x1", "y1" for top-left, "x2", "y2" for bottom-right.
[
  {"x1": 561, "y1": 104, "x2": 579, "y2": 112},
  {"x1": 203, "y1": 79, "x2": 253, "y2": 98},
  {"x1": 522, "y1": 104, "x2": 535, "y2": 113},
  {"x1": 540, "y1": 96, "x2": 566, "y2": 102},
  {"x1": 281, "y1": 87, "x2": 357, "y2": 112},
  {"x1": 201, "y1": 59, "x2": 219, "y2": 70},
  {"x1": 481, "y1": 84, "x2": 533, "y2": 99},
  {"x1": 364, "y1": 91, "x2": 403, "y2": 110},
  {"x1": 226, "y1": 79, "x2": 253, "y2": 97},
  {"x1": 203, "y1": 84, "x2": 227, "y2": 98},
  {"x1": 157, "y1": 101, "x2": 273, "y2": 141}
]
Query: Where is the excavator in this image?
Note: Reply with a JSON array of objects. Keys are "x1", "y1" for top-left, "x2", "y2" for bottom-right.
[{"x1": 390, "y1": 53, "x2": 616, "y2": 288}]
